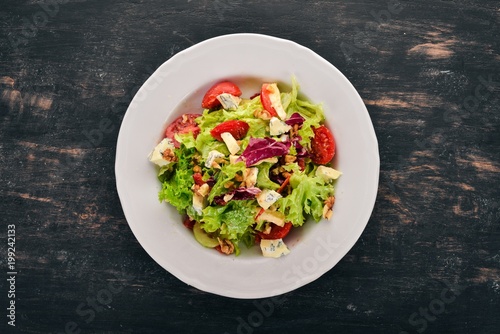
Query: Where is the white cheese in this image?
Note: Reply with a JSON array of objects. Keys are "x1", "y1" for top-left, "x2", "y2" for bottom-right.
[
  {"x1": 257, "y1": 210, "x2": 285, "y2": 227},
  {"x1": 192, "y1": 193, "x2": 206, "y2": 215},
  {"x1": 216, "y1": 93, "x2": 241, "y2": 110},
  {"x1": 148, "y1": 138, "x2": 176, "y2": 167},
  {"x1": 205, "y1": 150, "x2": 225, "y2": 168},
  {"x1": 260, "y1": 238, "x2": 290, "y2": 258},
  {"x1": 267, "y1": 83, "x2": 287, "y2": 120},
  {"x1": 256, "y1": 189, "x2": 282, "y2": 210},
  {"x1": 223, "y1": 193, "x2": 234, "y2": 203},
  {"x1": 244, "y1": 167, "x2": 259, "y2": 188},
  {"x1": 315, "y1": 166, "x2": 342, "y2": 182},
  {"x1": 198, "y1": 183, "x2": 210, "y2": 197},
  {"x1": 229, "y1": 155, "x2": 240, "y2": 164},
  {"x1": 221, "y1": 132, "x2": 241, "y2": 155},
  {"x1": 279, "y1": 134, "x2": 289, "y2": 142},
  {"x1": 269, "y1": 117, "x2": 292, "y2": 136}
]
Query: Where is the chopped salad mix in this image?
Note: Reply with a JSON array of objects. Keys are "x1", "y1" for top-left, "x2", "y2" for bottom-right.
[{"x1": 149, "y1": 78, "x2": 341, "y2": 258}]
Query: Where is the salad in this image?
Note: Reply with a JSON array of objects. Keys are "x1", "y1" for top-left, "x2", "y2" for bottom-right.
[{"x1": 149, "y1": 78, "x2": 341, "y2": 258}]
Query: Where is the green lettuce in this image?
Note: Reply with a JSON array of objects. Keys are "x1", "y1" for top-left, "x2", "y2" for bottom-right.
[
  {"x1": 207, "y1": 161, "x2": 247, "y2": 202},
  {"x1": 201, "y1": 200, "x2": 257, "y2": 255},
  {"x1": 255, "y1": 162, "x2": 280, "y2": 191},
  {"x1": 278, "y1": 171, "x2": 334, "y2": 226},
  {"x1": 196, "y1": 98, "x2": 267, "y2": 152},
  {"x1": 158, "y1": 144, "x2": 195, "y2": 215},
  {"x1": 282, "y1": 77, "x2": 325, "y2": 148},
  {"x1": 195, "y1": 131, "x2": 229, "y2": 158}
]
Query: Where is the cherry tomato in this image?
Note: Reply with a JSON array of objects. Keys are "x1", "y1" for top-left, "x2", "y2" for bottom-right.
[
  {"x1": 164, "y1": 114, "x2": 201, "y2": 148},
  {"x1": 210, "y1": 120, "x2": 250, "y2": 142},
  {"x1": 260, "y1": 83, "x2": 279, "y2": 117},
  {"x1": 310, "y1": 125, "x2": 336, "y2": 164},
  {"x1": 258, "y1": 222, "x2": 292, "y2": 240},
  {"x1": 201, "y1": 81, "x2": 242, "y2": 109}
]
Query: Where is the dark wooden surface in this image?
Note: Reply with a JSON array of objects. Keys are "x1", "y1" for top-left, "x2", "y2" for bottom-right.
[{"x1": 1, "y1": 0, "x2": 499, "y2": 333}]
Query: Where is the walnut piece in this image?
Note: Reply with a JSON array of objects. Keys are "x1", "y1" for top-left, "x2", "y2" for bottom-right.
[
  {"x1": 217, "y1": 238, "x2": 235, "y2": 255},
  {"x1": 162, "y1": 148, "x2": 177, "y2": 162},
  {"x1": 254, "y1": 109, "x2": 272, "y2": 120},
  {"x1": 322, "y1": 196, "x2": 335, "y2": 220}
]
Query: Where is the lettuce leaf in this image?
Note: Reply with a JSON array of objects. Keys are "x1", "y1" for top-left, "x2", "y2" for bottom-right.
[
  {"x1": 195, "y1": 131, "x2": 229, "y2": 158},
  {"x1": 208, "y1": 161, "x2": 247, "y2": 202},
  {"x1": 158, "y1": 145, "x2": 195, "y2": 214},
  {"x1": 201, "y1": 200, "x2": 256, "y2": 244},
  {"x1": 278, "y1": 171, "x2": 334, "y2": 226},
  {"x1": 255, "y1": 162, "x2": 280, "y2": 191},
  {"x1": 283, "y1": 77, "x2": 325, "y2": 148}
]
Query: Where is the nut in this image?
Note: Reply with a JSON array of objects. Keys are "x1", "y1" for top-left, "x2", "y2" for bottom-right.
[
  {"x1": 322, "y1": 196, "x2": 335, "y2": 220},
  {"x1": 284, "y1": 155, "x2": 296, "y2": 164},
  {"x1": 162, "y1": 148, "x2": 177, "y2": 162},
  {"x1": 217, "y1": 238, "x2": 235, "y2": 255},
  {"x1": 254, "y1": 109, "x2": 272, "y2": 120}
]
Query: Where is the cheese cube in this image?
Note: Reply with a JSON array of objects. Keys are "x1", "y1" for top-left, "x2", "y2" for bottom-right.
[
  {"x1": 257, "y1": 210, "x2": 285, "y2": 227},
  {"x1": 256, "y1": 189, "x2": 282, "y2": 210},
  {"x1": 198, "y1": 183, "x2": 210, "y2": 197},
  {"x1": 244, "y1": 168, "x2": 259, "y2": 188},
  {"x1": 269, "y1": 117, "x2": 292, "y2": 136},
  {"x1": 315, "y1": 166, "x2": 342, "y2": 182},
  {"x1": 229, "y1": 155, "x2": 240, "y2": 164},
  {"x1": 216, "y1": 93, "x2": 241, "y2": 110},
  {"x1": 149, "y1": 138, "x2": 176, "y2": 167},
  {"x1": 267, "y1": 83, "x2": 287, "y2": 120},
  {"x1": 260, "y1": 238, "x2": 290, "y2": 258},
  {"x1": 205, "y1": 150, "x2": 225, "y2": 168},
  {"x1": 192, "y1": 192, "x2": 206, "y2": 215},
  {"x1": 221, "y1": 132, "x2": 241, "y2": 155}
]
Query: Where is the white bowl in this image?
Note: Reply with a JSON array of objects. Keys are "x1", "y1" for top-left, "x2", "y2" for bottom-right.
[{"x1": 115, "y1": 33, "x2": 379, "y2": 299}]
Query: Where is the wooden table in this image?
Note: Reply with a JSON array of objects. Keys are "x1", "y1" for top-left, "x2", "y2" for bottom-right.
[{"x1": 1, "y1": 1, "x2": 499, "y2": 333}]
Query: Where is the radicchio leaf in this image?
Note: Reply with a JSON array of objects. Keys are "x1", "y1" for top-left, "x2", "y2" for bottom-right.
[
  {"x1": 205, "y1": 176, "x2": 216, "y2": 188},
  {"x1": 292, "y1": 136, "x2": 309, "y2": 158},
  {"x1": 238, "y1": 137, "x2": 291, "y2": 167},
  {"x1": 285, "y1": 112, "x2": 305, "y2": 128}
]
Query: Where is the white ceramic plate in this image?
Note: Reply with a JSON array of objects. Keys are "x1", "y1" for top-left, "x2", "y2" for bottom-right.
[{"x1": 115, "y1": 33, "x2": 379, "y2": 299}]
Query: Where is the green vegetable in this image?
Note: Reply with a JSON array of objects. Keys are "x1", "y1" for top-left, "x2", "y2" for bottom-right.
[
  {"x1": 201, "y1": 201, "x2": 256, "y2": 256},
  {"x1": 158, "y1": 144, "x2": 195, "y2": 214},
  {"x1": 283, "y1": 76, "x2": 325, "y2": 148},
  {"x1": 207, "y1": 162, "x2": 246, "y2": 202},
  {"x1": 278, "y1": 171, "x2": 334, "y2": 226},
  {"x1": 255, "y1": 162, "x2": 280, "y2": 191},
  {"x1": 193, "y1": 221, "x2": 219, "y2": 248}
]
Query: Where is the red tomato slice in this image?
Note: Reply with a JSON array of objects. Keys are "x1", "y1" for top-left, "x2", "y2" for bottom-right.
[
  {"x1": 210, "y1": 120, "x2": 249, "y2": 142},
  {"x1": 201, "y1": 81, "x2": 242, "y2": 109},
  {"x1": 164, "y1": 114, "x2": 201, "y2": 148},
  {"x1": 258, "y1": 222, "x2": 292, "y2": 240},
  {"x1": 260, "y1": 83, "x2": 279, "y2": 117},
  {"x1": 310, "y1": 125, "x2": 336, "y2": 164}
]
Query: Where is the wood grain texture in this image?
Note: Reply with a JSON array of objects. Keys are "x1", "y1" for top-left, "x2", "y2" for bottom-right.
[{"x1": 1, "y1": 0, "x2": 499, "y2": 333}]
